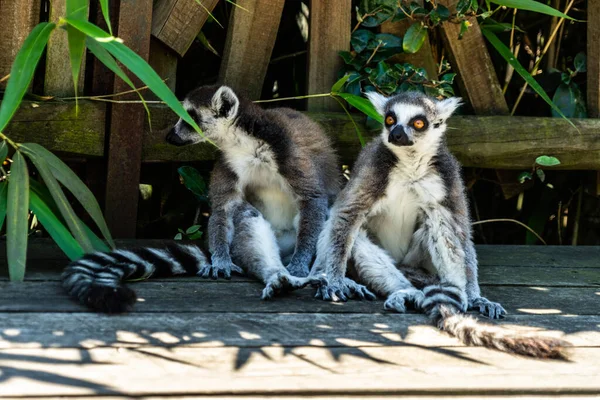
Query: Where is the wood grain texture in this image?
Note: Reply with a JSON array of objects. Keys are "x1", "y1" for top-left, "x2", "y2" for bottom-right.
[
  {"x1": 151, "y1": 0, "x2": 219, "y2": 56},
  {"x1": 44, "y1": 0, "x2": 88, "y2": 97},
  {"x1": 437, "y1": 0, "x2": 508, "y2": 115},
  {"x1": 0, "y1": 0, "x2": 41, "y2": 89},
  {"x1": 104, "y1": 0, "x2": 153, "y2": 238},
  {"x1": 307, "y1": 0, "x2": 351, "y2": 111},
  {"x1": 588, "y1": 1, "x2": 600, "y2": 117},
  {"x1": 219, "y1": 0, "x2": 285, "y2": 99},
  {"x1": 148, "y1": 38, "x2": 178, "y2": 99}
]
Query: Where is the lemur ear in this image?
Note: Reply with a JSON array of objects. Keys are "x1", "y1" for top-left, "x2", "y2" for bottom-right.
[
  {"x1": 212, "y1": 86, "x2": 239, "y2": 120},
  {"x1": 436, "y1": 97, "x2": 462, "y2": 122},
  {"x1": 364, "y1": 91, "x2": 388, "y2": 116}
]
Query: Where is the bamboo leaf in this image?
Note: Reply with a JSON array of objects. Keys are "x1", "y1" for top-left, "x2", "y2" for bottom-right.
[
  {"x1": 6, "y1": 151, "x2": 29, "y2": 281},
  {"x1": 481, "y1": 28, "x2": 576, "y2": 130},
  {"x1": 21, "y1": 148, "x2": 94, "y2": 253},
  {"x1": 65, "y1": 0, "x2": 88, "y2": 107},
  {"x1": 21, "y1": 143, "x2": 115, "y2": 249},
  {"x1": 98, "y1": 0, "x2": 113, "y2": 35},
  {"x1": 30, "y1": 190, "x2": 84, "y2": 260},
  {"x1": 489, "y1": 0, "x2": 575, "y2": 20},
  {"x1": 0, "y1": 181, "x2": 7, "y2": 231},
  {"x1": 0, "y1": 140, "x2": 7, "y2": 162},
  {"x1": 0, "y1": 23, "x2": 56, "y2": 133},
  {"x1": 336, "y1": 92, "x2": 384, "y2": 123},
  {"x1": 65, "y1": 18, "x2": 212, "y2": 145},
  {"x1": 331, "y1": 74, "x2": 351, "y2": 93}
]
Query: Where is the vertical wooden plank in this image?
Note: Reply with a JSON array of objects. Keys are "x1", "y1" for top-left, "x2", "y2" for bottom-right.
[
  {"x1": 587, "y1": 1, "x2": 600, "y2": 118},
  {"x1": 219, "y1": 0, "x2": 285, "y2": 100},
  {"x1": 380, "y1": 0, "x2": 438, "y2": 80},
  {"x1": 148, "y1": 38, "x2": 178, "y2": 98},
  {"x1": 0, "y1": 0, "x2": 41, "y2": 89},
  {"x1": 307, "y1": 0, "x2": 351, "y2": 111},
  {"x1": 44, "y1": 0, "x2": 88, "y2": 96},
  {"x1": 151, "y1": 0, "x2": 220, "y2": 56},
  {"x1": 438, "y1": 0, "x2": 508, "y2": 114},
  {"x1": 89, "y1": 0, "x2": 120, "y2": 95},
  {"x1": 104, "y1": 0, "x2": 153, "y2": 238}
]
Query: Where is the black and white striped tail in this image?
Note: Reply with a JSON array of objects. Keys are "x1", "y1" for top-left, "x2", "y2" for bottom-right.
[
  {"x1": 421, "y1": 284, "x2": 569, "y2": 359},
  {"x1": 62, "y1": 243, "x2": 210, "y2": 313}
]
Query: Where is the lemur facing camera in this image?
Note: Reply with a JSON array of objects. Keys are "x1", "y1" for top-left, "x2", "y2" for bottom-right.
[
  {"x1": 312, "y1": 91, "x2": 567, "y2": 359},
  {"x1": 62, "y1": 85, "x2": 338, "y2": 313}
]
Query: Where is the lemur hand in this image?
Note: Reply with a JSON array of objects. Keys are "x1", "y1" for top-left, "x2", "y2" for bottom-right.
[
  {"x1": 198, "y1": 257, "x2": 244, "y2": 280},
  {"x1": 384, "y1": 288, "x2": 425, "y2": 313},
  {"x1": 469, "y1": 296, "x2": 506, "y2": 319},
  {"x1": 315, "y1": 277, "x2": 376, "y2": 302},
  {"x1": 261, "y1": 272, "x2": 326, "y2": 300}
]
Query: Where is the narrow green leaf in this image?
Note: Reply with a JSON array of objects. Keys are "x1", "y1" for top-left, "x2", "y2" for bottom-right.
[
  {"x1": 336, "y1": 92, "x2": 384, "y2": 123},
  {"x1": 0, "y1": 23, "x2": 56, "y2": 133},
  {"x1": 489, "y1": 0, "x2": 575, "y2": 20},
  {"x1": 65, "y1": 18, "x2": 212, "y2": 145},
  {"x1": 6, "y1": 151, "x2": 29, "y2": 281},
  {"x1": 22, "y1": 148, "x2": 94, "y2": 253},
  {"x1": 186, "y1": 225, "x2": 201, "y2": 235},
  {"x1": 21, "y1": 143, "x2": 115, "y2": 249},
  {"x1": 332, "y1": 95, "x2": 366, "y2": 148},
  {"x1": 197, "y1": 30, "x2": 219, "y2": 56},
  {"x1": 178, "y1": 166, "x2": 208, "y2": 202},
  {"x1": 66, "y1": 24, "x2": 87, "y2": 109},
  {"x1": 482, "y1": 29, "x2": 576, "y2": 130},
  {"x1": 535, "y1": 155, "x2": 561, "y2": 167},
  {"x1": 403, "y1": 23, "x2": 427, "y2": 54},
  {"x1": 0, "y1": 181, "x2": 7, "y2": 231},
  {"x1": 0, "y1": 140, "x2": 7, "y2": 162},
  {"x1": 331, "y1": 74, "x2": 351, "y2": 93},
  {"x1": 30, "y1": 190, "x2": 84, "y2": 260},
  {"x1": 98, "y1": 0, "x2": 113, "y2": 35}
]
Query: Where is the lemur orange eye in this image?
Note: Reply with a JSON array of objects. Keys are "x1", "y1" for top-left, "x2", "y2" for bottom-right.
[
  {"x1": 385, "y1": 115, "x2": 395, "y2": 126},
  {"x1": 413, "y1": 119, "x2": 425, "y2": 130}
]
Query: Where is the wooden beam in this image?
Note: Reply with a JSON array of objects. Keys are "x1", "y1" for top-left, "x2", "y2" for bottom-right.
[
  {"x1": 0, "y1": 0, "x2": 41, "y2": 89},
  {"x1": 148, "y1": 38, "x2": 178, "y2": 99},
  {"x1": 588, "y1": 1, "x2": 600, "y2": 118},
  {"x1": 104, "y1": 0, "x2": 153, "y2": 238},
  {"x1": 307, "y1": 0, "x2": 351, "y2": 111},
  {"x1": 151, "y1": 0, "x2": 219, "y2": 56},
  {"x1": 219, "y1": 0, "x2": 285, "y2": 100},
  {"x1": 438, "y1": 0, "x2": 508, "y2": 115},
  {"x1": 44, "y1": 0, "x2": 88, "y2": 97},
  {"x1": 380, "y1": 0, "x2": 438, "y2": 80}
]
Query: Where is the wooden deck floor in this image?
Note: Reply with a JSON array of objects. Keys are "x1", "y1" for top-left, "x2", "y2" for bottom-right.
[{"x1": 0, "y1": 241, "x2": 599, "y2": 398}]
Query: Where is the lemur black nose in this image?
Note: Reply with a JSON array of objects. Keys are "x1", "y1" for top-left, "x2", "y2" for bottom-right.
[
  {"x1": 165, "y1": 127, "x2": 187, "y2": 146},
  {"x1": 389, "y1": 125, "x2": 413, "y2": 146}
]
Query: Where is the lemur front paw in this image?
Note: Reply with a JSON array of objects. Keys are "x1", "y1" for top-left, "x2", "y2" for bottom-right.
[
  {"x1": 198, "y1": 259, "x2": 244, "y2": 280},
  {"x1": 469, "y1": 296, "x2": 506, "y2": 319},
  {"x1": 261, "y1": 272, "x2": 326, "y2": 300},
  {"x1": 285, "y1": 261, "x2": 310, "y2": 278},
  {"x1": 383, "y1": 288, "x2": 425, "y2": 313},
  {"x1": 314, "y1": 277, "x2": 376, "y2": 302}
]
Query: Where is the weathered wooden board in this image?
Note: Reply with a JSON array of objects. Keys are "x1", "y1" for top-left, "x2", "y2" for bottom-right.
[
  {"x1": 44, "y1": 0, "x2": 88, "y2": 97},
  {"x1": 219, "y1": 0, "x2": 285, "y2": 99},
  {"x1": 438, "y1": 0, "x2": 508, "y2": 114},
  {"x1": 0, "y1": 0, "x2": 41, "y2": 89},
  {"x1": 588, "y1": 1, "x2": 600, "y2": 118},
  {"x1": 307, "y1": 0, "x2": 351, "y2": 111},
  {"x1": 3, "y1": 101, "x2": 105, "y2": 156},
  {"x1": 148, "y1": 38, "x2": 178, "y2": 97},
  {"x1": 476, "y1": 245, "x2": 600, "y2": 268},
  {"x1": 0, "y1": 281, "x2": 598, "y2": 315},
  {"x1": 104, "y1": 0, "x2": 153, "y2": 238},
  {"x1": 0, "y1": 346, "x2": 598, "y2": 397},
  {"x1": 0, "y1": 312, "x2": 596, "y2": 350},
  {"x1": 152, "y1": 0, "x2": 220, "y2": 56}
]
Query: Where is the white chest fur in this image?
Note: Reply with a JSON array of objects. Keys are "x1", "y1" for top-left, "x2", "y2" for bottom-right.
[{"x1": 366, "y1": 151, "x2": 446, "y2": 263}]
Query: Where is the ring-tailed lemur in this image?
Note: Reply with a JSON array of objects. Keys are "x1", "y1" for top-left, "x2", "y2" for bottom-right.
[
  {"x1": 62, "y1": 85, "x2": 338, "y2": 313},
  {"x1": 311, "y1": 91, "x2": 567, "y2": 359}
]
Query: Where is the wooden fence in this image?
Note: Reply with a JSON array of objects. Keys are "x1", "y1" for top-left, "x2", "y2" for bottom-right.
[{"x1": 0, "y1": 0, "x2": 599, "y2": 238}]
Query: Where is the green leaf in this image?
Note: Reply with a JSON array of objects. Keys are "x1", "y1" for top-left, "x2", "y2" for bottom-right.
[
  {"x1": 0, "y1": 23, "x2": 56, "y2": 133},
  {"x1": 535, "y1": 168, "x2": 546, "y2": 182},
  {"x1": 174, "y1": 233, "x2": 183, "y2": 240},
  {"x1": 66, "y1": 24, "x2": 87, "y2": 107},
  {"x1": 332, "y1": 74, "x2": 351, "y2": 93},
  {"x1": 6, "y1": 151, "x2": 29, "y2": 281},
  {"x1": 459, "y1": 20, "x2": 471, "y2": 39},
  {"x1": 489, "y1": 0, "x2": 575, "y2": 20},
  {"x1": 197, "y1": 30, "x2": 219, "y2": 56},
  {"x1": 0, "y1": 140, "x2": 7, "y2": 162},
  {"x1": 24, "y1": 149, "x2": 94, "y2": 253},
  {"x1": 351, "y1": 29, "x2": 375, "y2": 53},
  {"x1": 21, "y1": 143, "x2": 115, "y2": 249},
  {"x1": 0, "y1": 181, "x2": 7, "y2": 231},
  {"x1": 188, "y1": 230, "x2": 203, "y2": 240},
  {"x1": 186, "y1": 225, "x2": 201, "y2": 235},
  {"x1": 535, "y1": 155, "x2": 561, "y2": 167},
  {"x1": 336, "y1": 92, "x2": 383, "y2": 123},
  {"x1": 518, "y1": 171, "x2": 532, "y2": 183},
  {"x1": 574, "y1": 52, "x2": 586, "y2": 73},
  {"x1": 30, "y1": 190, "x2": 84, "y2": 261},
  {"x1": 370, "y1": 33, "x2": 402, "y2": 50},
  {"x1": 480, "y1": 18, "x2": 524, "y2": 33},
  {"x1": 98, "y1": 0, "x2": 113, "y2": 35},
  {"x1": 482, "y1": 28, "x2": 576, "y2": 130},
  {"x1": 178, "y1": 166, "x2": 208, "y2": 202},
  {"x1": 403, "y1": 23, "x2": 427, "y2": 54},
  {"x1": 552, "y1": 82, "x2": 587, "y2": 118},
  {"x1": 65, "y1": 18, "x2": 211, "y2": 145}
]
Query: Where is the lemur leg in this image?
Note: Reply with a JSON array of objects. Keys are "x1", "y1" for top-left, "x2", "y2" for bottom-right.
[
  {"x1": 229, "y1": 203, "x2": 325, "y2": 299},
  {"x1": 351, "y1": 231, "x2": 423, "y2": 311},
  {"x1": 464, "y1": 241, "x2": 506, "y2": 319}
]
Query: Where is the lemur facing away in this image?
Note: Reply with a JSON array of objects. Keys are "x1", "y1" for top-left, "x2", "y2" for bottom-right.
[
  {"x1": 312, "y1": 91, "x2": 567, "y2": 359},
  {"x1": 62, "y1": 85, "x2": 338, "y2": 313}
]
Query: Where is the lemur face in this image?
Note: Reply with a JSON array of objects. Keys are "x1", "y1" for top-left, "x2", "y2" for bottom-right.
[
  {"x1": 166, "y1": 85, "x2": 240, "y2": 146},
  {"x1": 365, "y1": 91, "x2": 461, "y2": 148}
]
